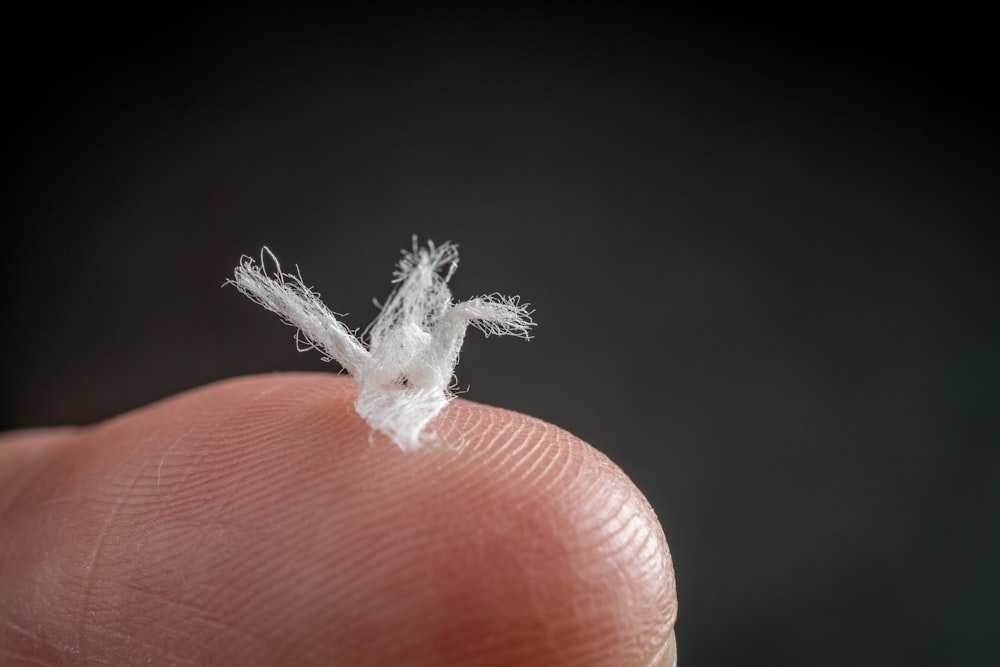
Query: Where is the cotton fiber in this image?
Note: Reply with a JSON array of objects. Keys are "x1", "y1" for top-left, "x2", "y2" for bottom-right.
[{"x1": 230, "y1": 239, "x2": 534, "y2": 450}]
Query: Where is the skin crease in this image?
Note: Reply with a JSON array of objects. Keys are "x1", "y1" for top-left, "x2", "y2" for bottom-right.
[{"x1": 0, "y1": 374, "x2": 677, "y2": 666}]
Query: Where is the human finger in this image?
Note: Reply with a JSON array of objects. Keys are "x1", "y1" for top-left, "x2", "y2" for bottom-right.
[{"x1": 0, "y1": 373, "x2": 676, "y2": 666}]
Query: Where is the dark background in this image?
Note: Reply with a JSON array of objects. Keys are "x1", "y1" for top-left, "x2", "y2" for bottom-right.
[{"x1": 3, "y1": 7, "x2": 997, "y2": 666}]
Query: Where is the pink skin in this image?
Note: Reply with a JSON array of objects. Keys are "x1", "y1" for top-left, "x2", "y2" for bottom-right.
[{"x1": 0, "y1": 374, "x2": 677, "y2": 666}]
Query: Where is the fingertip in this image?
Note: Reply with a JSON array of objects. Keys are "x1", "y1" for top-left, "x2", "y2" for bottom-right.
[
  {"x1": 1, "y1": 373, "x2": 677, "y2": 666},
  {"x1": 429, "y1": 397, "x2": 678, "y2": 665}
]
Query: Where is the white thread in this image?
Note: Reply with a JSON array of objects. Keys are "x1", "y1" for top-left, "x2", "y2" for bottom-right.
[{"x1": 229, "y1": 238, "x2": 534, "y2": 451}]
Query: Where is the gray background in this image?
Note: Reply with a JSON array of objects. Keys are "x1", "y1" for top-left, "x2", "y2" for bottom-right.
[{"x1": 3, "y1": 8, "x2": 997, "y2": 666}]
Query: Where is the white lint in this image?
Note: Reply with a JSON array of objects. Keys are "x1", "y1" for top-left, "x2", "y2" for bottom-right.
[{"x1": 229, "y1": 239, "x2": 534, "y2": 450}]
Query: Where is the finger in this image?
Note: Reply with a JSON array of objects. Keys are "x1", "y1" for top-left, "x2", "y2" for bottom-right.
[{"x1": 0, "y1": 373, "x2": 677, "y2": 666}]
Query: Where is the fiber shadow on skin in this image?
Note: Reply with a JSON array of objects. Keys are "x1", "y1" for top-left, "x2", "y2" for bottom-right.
[{"x1": 0, "y1": 374, "x2": 677, "y2": 666}]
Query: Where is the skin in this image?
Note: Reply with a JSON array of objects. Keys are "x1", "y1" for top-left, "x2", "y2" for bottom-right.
[{"x1": 0, "y1": 374, "x2": 677, "y2": 666}]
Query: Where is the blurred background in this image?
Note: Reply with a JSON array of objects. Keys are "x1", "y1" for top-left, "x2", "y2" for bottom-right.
[{"x1": 3, "y1": 7, "x2": 997, "y2": 666}]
